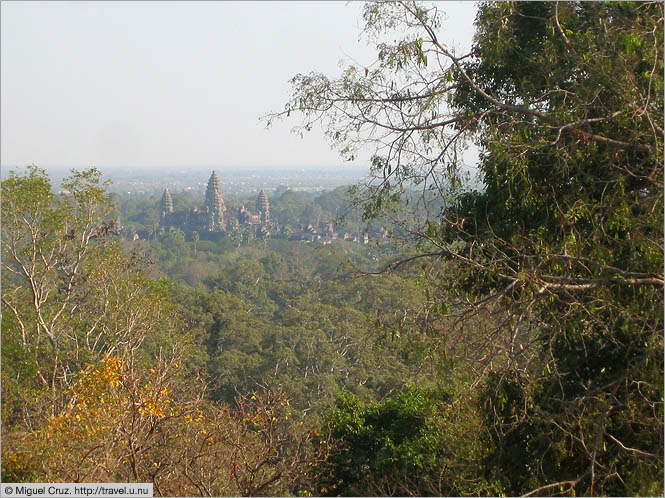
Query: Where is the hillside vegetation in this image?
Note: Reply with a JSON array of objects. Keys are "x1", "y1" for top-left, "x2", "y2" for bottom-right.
[{"x1": 2, "y1": 2, "x2": 663, "y2": 496}]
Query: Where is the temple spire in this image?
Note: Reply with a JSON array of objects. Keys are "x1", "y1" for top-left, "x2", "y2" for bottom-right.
[
  {"x1": 204, "y1": 171, "x2": 226, "y2": 231},
  {"x1": 160, "y1": 188, "x2": 173, "y2": 218},
  {"x1": 257, "y1": 189, "x2": 270, "y2": 223}
]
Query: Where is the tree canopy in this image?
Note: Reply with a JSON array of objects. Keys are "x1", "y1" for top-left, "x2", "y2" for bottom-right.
[
  {"x1": 270, "y1": 1, "x2": 664, "y2": 495},
  {"x1": 2, "y1": 2, "x2": 662, "y2": 495}
]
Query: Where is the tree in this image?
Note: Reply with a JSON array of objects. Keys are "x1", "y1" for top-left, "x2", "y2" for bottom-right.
[
  {"x1": 314, "y1": 386, "x2": 497, "y2": 496},
  {"x1": 192, "y1": 230, "x2": 199, "y2": 256},
  {"x1": 2, "y1": 355, "x2": 327, "y2": 496},
  {"x1": 1, "y1": 168, "x2": 333, "y2": 494},
  {"x1": 269, "y1": 2, "x2": 663, "y2": 495},
  {"x1": 2, "y1": 168, "x2": 113, "y2": 405},
  {"x1": 2, "y1": 167, "x2": 113, "y2": 371},
  {"x1": 1, "y1": 167, "x2": 181, "y2": 425}
]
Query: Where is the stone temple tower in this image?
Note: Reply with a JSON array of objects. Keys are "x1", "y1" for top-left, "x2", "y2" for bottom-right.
[
  {"x1": 160, "y1": 188, "x2": 173, "y2": 219},
  {"x1": 256, "y1": 189, "x2": 270, "y2": 224},
  {"x1": 204, "y1": 171, "x2": 226, "y2": 231}
]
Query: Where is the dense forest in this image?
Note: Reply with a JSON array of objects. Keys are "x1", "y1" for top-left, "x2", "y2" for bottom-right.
[{"x1": 2, "y1": 2, "x2": 663, "y2": 497}]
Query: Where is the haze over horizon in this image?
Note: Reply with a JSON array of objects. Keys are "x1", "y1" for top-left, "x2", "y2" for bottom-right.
[{"x1": 1, "y1": 1, "x2": 476, "y2": 171}]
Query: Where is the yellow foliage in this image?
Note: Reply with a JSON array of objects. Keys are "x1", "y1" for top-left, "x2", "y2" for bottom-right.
[
  {"x1": 5, "y1": 365, "x2": 323, "y2": 495},
  {"x1": 32, "y1": 355, "x2": 180, "y2": 478}
]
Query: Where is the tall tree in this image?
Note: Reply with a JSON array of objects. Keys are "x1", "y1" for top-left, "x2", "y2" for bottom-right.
[
  {"x1": 2, "y1": 167, "x2": 178, "y2": 425},
  {"x1": 269, "y1": 2, "x2": 663, "y2": 495}
]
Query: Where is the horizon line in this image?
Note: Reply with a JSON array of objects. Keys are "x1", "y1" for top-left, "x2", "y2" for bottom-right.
[{"x1": 1, "y1": 163, "x2": 370, "y2": 170}]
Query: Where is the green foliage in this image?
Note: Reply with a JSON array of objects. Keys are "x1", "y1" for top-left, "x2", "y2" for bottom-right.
[
  {"x1": 4, "y1": 2, "x2": 663, "y2": 494},
  {"x1": 1, "y1": 314, "x2": 40, "y2": 427},
  {"x1": 273, "y1": 1, "x2": 663, "y2": 495},
  {"x1": 1, "y1": 167, "x2": 194, "y2": 429},
  {"x1": 450, "y1": 3, "x2": 664, "y2": 495},
  {"x1": 315, "y1": 386, "x2": 499, "y2": 496},
  {"x1": 2, "y1": 167, "x2": 436, "y2": 493},
  {"x1": 168, "y1": 242, "x2": 427, "y2": 416}
]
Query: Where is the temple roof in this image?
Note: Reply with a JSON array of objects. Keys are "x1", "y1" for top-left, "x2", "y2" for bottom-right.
[
  {"x1": 204, "y1": 171, "x2": 226, "y2": 213},
  {"x1": 160, "y1": 188, "x2": 173, "y2": 213},
  {"x1": 257, "y1": 189, "x2": 270, "y2": 213}
]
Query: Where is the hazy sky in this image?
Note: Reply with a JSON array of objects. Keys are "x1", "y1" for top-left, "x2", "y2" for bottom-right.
[{"x1": 1, "y1": 1, "x2": 477, "y2": 170}]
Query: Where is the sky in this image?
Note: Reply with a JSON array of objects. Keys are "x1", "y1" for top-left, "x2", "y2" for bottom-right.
[{"x1": 1, "y1": 1, "x2": 477, "y2": 171}]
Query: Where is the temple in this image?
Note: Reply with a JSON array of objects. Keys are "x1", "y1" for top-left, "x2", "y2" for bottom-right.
[
  {"x1": 145, "y1": 171, "x2": 374, "y2": 245},
  {"x1": 159, "y1": 171, "x2": 270, "y2": 238}
]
